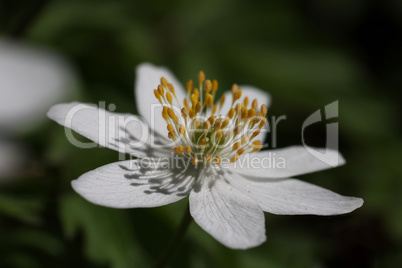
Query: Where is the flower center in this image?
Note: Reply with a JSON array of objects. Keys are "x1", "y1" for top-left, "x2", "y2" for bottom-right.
[{"x1": 154, "y1": 71, "x2": 267, "y2": 166}]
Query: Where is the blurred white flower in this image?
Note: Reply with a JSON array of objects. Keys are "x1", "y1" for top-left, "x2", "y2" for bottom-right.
[
  {"x1": 0, "y1": 39, "x2": 74, "y2": 132},
  {"x1": 48, "y1": 63, "x2": 363, "y2": 249},
  {"x1": 0, "y1": 39, "x2": 75, "y2": 179}
]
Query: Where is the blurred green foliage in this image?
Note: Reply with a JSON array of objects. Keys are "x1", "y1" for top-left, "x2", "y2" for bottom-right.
[{"x1": 1, "y1": 0, "x2": 402, "y2": 267}]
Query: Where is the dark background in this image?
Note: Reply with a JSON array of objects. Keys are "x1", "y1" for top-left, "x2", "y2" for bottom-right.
[{"x1": 1, "y1": 0, "x2": 401, "y2": 267}]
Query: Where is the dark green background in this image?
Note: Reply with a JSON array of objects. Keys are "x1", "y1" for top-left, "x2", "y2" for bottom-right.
[{"x1": 1, "y1": 0, "x2": 401, "y2": 267}]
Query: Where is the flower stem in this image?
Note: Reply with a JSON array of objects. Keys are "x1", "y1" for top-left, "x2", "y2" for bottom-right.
[{"x1": 154, "y1": 204, "x2": 192, "y2": 268}]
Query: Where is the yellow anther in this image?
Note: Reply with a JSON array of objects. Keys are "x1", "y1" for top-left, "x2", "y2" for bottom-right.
[
  {"x1": 251, "y1": 144, "x2": 263, "y2": 152},
  {"x1": 167, "y1": 124, "x2": 174, "y2": 133},
  {"x1": 192, "y1": 157, "x2": 198, "y2": 165},
  {"x1": 241, "y1": 135, "x2": 249, "y2": 145},
  {"x1": 220, "y1": 95, "x2": 225, "y2": 107},
  {"x1": 234, "y1": 125, "x2": 242, "y2": 136},
  {"x1": 208, "y1": 115, "x2": 216, "y2": 125},
  {"x1": 205, "y1": 93, "x2": 213, "y2": 107},
  {"x1": 178, "y1": 146, "x2": 184, "y2": 154},
  {"x1": 189, "y1": 108, "x2": 196, "y2": 119},
  {"x1": 235, "y1": 103, "x2": 242, "y2": 114},
  {"x1": 234, "y1": 89, "x2": 242, "y2": 101},
  {"x1": 241, "y1": 107, "x2": 248, "y2": 119},
  {"x1": 191, "y1": 94, "x2": 198, "y2": 106},
  {"x1": 195, "y1": 121, "x2": 200, "y2": 128},
  {"x1": 231, "y1": 84, "x2": 239, "y2": 95},
  {"x1": 195, "y1": 102, "x2": 202, "y2": 113},
  {"x1": 162, "y1": 106, "x2": 169, "y2": 121},
  {"x1": 161, "y1": 77, "x2": 168, "y2": 88},
  {"x1": 212, "y1": 79, "x2": 218, "y2": 93},
  {"x1": 252, "y1": 99, "x2": 258, "y2": 110},
  {"x1": 230, "y1": 154, "x2": 239, "y2": 163},
  {"x1": 179, "y1": 125, "x2": 186, "y2": 135},
  {"x1": 173, "y1": 147, "x2": 179, "y2": 154},
  {"x1": 167, "y1": 108, "x2": 177, "y2": 122},
  {"x1": 204, "y1": 120, "x2": 211, "y2": 131},
  {"x1": 154, "y1": 89, "x2": 161, "y2": 102},
  {"x1": 198, "y1": 71, "x2": 205, "y2": 84},
  {"x1": 212, "y1": 104, "x2": 218, "y2": 114},
  {"x1": 251, "y1": 129, "x2": 261, "y2": 139},
  {"x1": 193, "y1": 88, "x2": 200, "y2": 98},
  {"x1": 259, "y1": 117, "x2": 267, "y2": 129},
  {"x1": 243, "y1": 97, "x2": 249, "y2": 107},
  {"x1": 205, "y1": 155, "x2": 212, "y2": 162},
  {"x1": 168, "y1": 132, "x2": 175, "y2": 140},
  {"x1": 215, "y1": 119, "x2": 222, "y2": 129},
  {"x1": 183, "y1": 98, "x2": 190, "y2": 110},
  {"x1": 215, "y1": 129, "x2": 223, "y2": 139},
  {"x1": 261, "y1": 104, "x2": 268, "y2": 117},
  {"x1": 237, "y1": 148, "x2": 246, "y2": 155},
  {"x1": 232, "y1": 142, "x2": 241, "y2": 151},
  {"x1": 181, "y1": 107, "x2": 188, "y2": 119},
  {"x1": 200, "y1": 139, "x2": 207, "y2": 146},
  {"x1": 166, "y1": 91, "x2": 173, "y2": 104},
  {"x1": 214, "y1": 156, "x2": 221, "y2": 164},
  {"x1": 185, "y1": 145, "x2": 192, "y2": 154},
  {"x1": 167, "y1": 83, "x2": 175, "y2": 95},
  {"x1": 186, "y1": 80, "x2": 193, "y2": 95},
  {"x1": 228, "y1": 108, "x2": 235, "y2": 119},
  {"x1": 248, "y1": 108, "x2": 256, "y2": 118},
  {"x1": 221, "y1": 118, "x2": 229, "y2": 128},
  {"x1": 204, "y1": 80, "x2": 212, "y2": 93},
  {"x1": 158, "y1": 84, "x2": 164, "y2": 96}
]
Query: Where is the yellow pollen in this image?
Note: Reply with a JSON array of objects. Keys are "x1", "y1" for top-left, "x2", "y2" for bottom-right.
[
  {"x1": 212, "y1": 79, "x2": 218, "y2": 93},
  {"x1": 186, "y1": 80, "x2": 193, "y2": 95},
  {"x1": 252, "y1": 99, "x2": 258, "y2": 110},
  {"x1": 205, "y1": 155, "x2": 212, "y2": 162},
  {"x1": 215, "y1": 129, "x2": 223, "y2": 139},
  {"x1": 237, "y1": 148, "x2": 246, "y2": 155},
  {"x1": 166, "y1": 91, "x2": 173, "y2": 104},
  {"x1": 154, "y1": 89, "x2": 161, "y2": 102},
  {"x1": 162, "y1": 106, "x2": 169, "y2": 121},
  {"x1": 228, "y1": 108, "x2": 235, "y2": 119},
  {"x1": 208, "y1": 115, "x2": 215, "y2": 125},
  {"x1": 185, "y1": 145, "x2": 192, "y2": 154},
  {"x1": 251, "y1": 129, "x2": 261, "y2": 139},
  {"x1": 261, "y1": 104, "x2": 268, "y2": 117},
  {"x1": 234, "y1": 125, "x2": 242, "y2": 136},
  {"x1": 232, "y1": 142, "x2": 240, "y2": 151},
  {"x1": 205, "y1": 94, "x2": 213, "y2": 107},
  {"x1": 243, "y1": 97, "x2": 249, "y2": 107},
  {"x1": 181, "y1": 107, "x2": 188, "y2": 119},
  {"x1": 204, "y1": 120, "x2": 211, "y2": 131},
  {"x1": 192, "y1": 157, "x2": 198, "y2": 165},
  {"x1": 212, "y1": 104, "x2": 218, "y2": 114},
  {"x1": 221, "y1": 118, "x2": 229, "y2": 128},
  {"x1": 167, "y1": 124, "x2": 174, "y2": 133},
  {"x1": 219, "y1": 95, "x2": 225, "y2": 108},
  {"x1": 183, "y1": 99, "x2": 189, "y2": 110},
  {"x1": 193, "y1": 88, "x2": 200, "y2": 98},
  {"x1": 230, "y1": 154, "x2": 239, "y2": 163},
  {"x1": 248, "y1": 108, "x2": 256, "y2": 118},
  {"x1": 214, "y1": 156, "x2": 221, "y2": 164},
  {"x1": 195, "y1": 102, "x2": 202, "y2": 113},
  {"x1": 161, "y1": 77, "x2": 168, "y2": 87},
  {"x1": 198, "y1": 71, "x2": 205, "y2": 84},
  {"x1": 191, "y1": 94, "x2": 198, "y2": 106},
  {"x1": 179, "y1": 125, "x2": 186, "y2": 135},
  {"x1": 231, "y1": 84, "x2": 238, "y2": 95},
  {"x1": 204, "y1": 80, "x2": 212, "y2": 93},
  {"x1": 158, "y1": 84, "x2": 164, "y2": 96},
  {"x1": 178, "y1": 146, "x2": 184, "y2": 154},
  {"x1": 234, "y1": 89, "x2": 242, "y2": 102}
]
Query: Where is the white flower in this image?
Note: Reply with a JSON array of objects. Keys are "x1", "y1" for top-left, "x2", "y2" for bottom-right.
[
  {"x1": 0, "y1": 39, "x2": 74, "y2": 179},
  {"x1": 47, "y1": 63, "x2": 363, "y2": 249}
]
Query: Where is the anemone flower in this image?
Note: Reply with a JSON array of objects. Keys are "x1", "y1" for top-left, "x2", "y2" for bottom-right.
[{"x1": 47, "y1": 63, "x2": 363, "y2": 249}]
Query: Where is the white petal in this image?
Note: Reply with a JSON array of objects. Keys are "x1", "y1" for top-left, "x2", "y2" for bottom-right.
[
  {"x1": 230, "y1": 174, "x2": 363, "y2": 215},
  {"x1": 189, "y1": 170, "x2": 266, "y2": 249},
  {"x1": 0, "y1": 39, "x2": 74, "y2": 131},
  {"x1": 47, "y1": 102, "x2": 171, "y2": 158},
  {"x1": 135, "y1": 63, "x2": 187, "y2": 139},
  {"x1": 227, "y1": 146, "x2": 345, "y2": 178},
  {"x1": 219, "y1": 85, "x2": 271, "y2": 143},
  {"x1": 72, "y1": 159, "x2": 196, "y2": 208}
]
